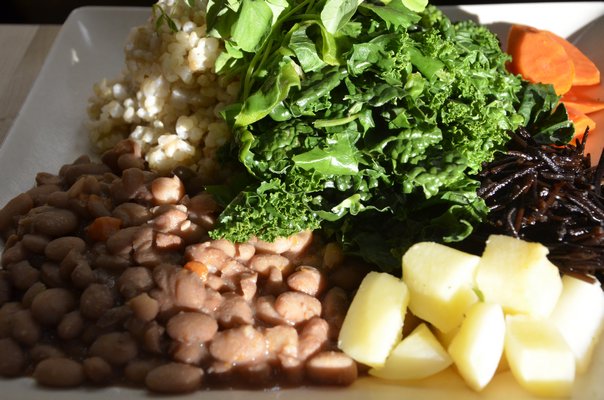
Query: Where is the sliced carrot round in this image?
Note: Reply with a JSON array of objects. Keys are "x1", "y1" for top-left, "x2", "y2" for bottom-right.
[
  {"x1": 542, "y1": 30, "x2": 600, "y2": 86},
  {"x1": 506, "y1": 24, "x2": 575, "y2": 95}
]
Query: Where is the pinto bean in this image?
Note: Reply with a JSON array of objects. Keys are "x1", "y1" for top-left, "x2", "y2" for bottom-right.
[
  {"x1": 255, "y1": 295, "x2": 287, "y2": 326},
  {"x1": 83, "y1": 356, "x2": 114, "y2": 385},
  {"x1": 40, "y1": 262, "x2": 65, "y2": 288},
  {"x1": 31, "y1": 288, "x2": 76, "y2": 325},
  {"x1": 275, "y1": 291, "x2": 322, "y2": 325},
  {"x1": 170, "y1": 341, "x2": 209, "y2": 365},
  {"x1": 1, "y1": 242, "x2": 25, "y2": 265},
  {"x1": 234, "y1": 243, "x2": 255, "y2": 263},
  {"x1": 252, "y1": 236, "x2": 291, "y2": 254},
  {"x1": 80, "y1": 283, "x2": 115, "y2": 320},
  {"x1": 28, "y1": 184, "x2": 62, "y2": 205},
  {"x1": 11, "y1": 309, "x2": 41, "y2": 346},
  {"x1": 209, "y1": 325, "x2": 267, "y2": 365},
  {"x1": 117, "y1": 266, "x2": 154, "y2": 299},
  {"x1": 248, "y1": 254, "x2": 292, "y2": 276},
  {"x1": 96, "y1": 305, "x2": 132, "y2": 329},
  {"x1": 33, "y1": 357, "x2": 85, "y2": 388},
  {"x1": 44, "y1": 236, "x2": 86, "y2": 261},
  {"x1": 238, "y1": 362, "x2": 273, "y2": 386},
  {"x1": 129, "y1": 293, "x2": 159, "y2": 322},
  {"x1": 60, "y1": 161, "x2": 111, "y2": 186},
  {"x1": 322, "y1": 287, "x2": 350, "y2": 340},
  {"x1": 89, "y1": 332, "x2": 138, "y2": 365},
  {"x1": 265, "y1": 266, "x2": 287, "y2": 296},
  {"x1": 0, "y1": 274, "x2": 11, "y2": 306},
  {"x1": 0, "y1": 193, "x2": 33, "y2": 232},
  {"x1": 151, "y1": 205, "x2": 188, "y2": 233},
  {"x1": 145, "y1": 362, "x2": 203, "y2": 393},
  {"x1": 30, "y1": 344, "x2": 65, "y2": 364},
  {"x1": 287, "y1": 266, "x2": 325, "y2": 296},
  {"x1": 238, "y1": 272, "x2": 257, "y2": 301},
  {"x1": 215, "y1": 294, "x2": 253, "y2": 328},
  {"x1": 70, "y1": 260, "x2": 95, "y2": 288},
  {"x1": 21, "y1": 282, "x2": 45, "y2": 308},
  {"x1": 143, "y1": 322, "x2": 166, "y2": 354},
  {"x1": 57, "y1": 311, "x2": 85, "y2": 340},
  {"x1": 9, "y1": 260, "x2": 40, "y2": 290},
  {"x1": 86, "y1": 194, "x2": 112, "y2": 218},
  {"x1": 31, "y1": 208, "x2": 79, "y2": 237},
  {"x1": 124, "y1": 358, "x2": 163, "y2": 385},
  {"x1": 264, "y1": 325, "x2": 299, "y2": 363},
  {"x1": 151, "y1": 176, "x2": 185, "y2": 205},
  {"x1": 0, "y1": 302, "x2": 22, "y2": 338},
  {"x1": 185, "y1": 245, "x2": 228, "y2": 272},
  {"x1": 167, "y1": 311, "x2": 218, "y2": 343},
  {"x1": 21, "y1": 234, "x2": 50, "y2": 253},
  {"x1": 0, "y1": 337, "x2": 26, "y2": 376},
  {"x1": 305, "y1": 351, "x2": 358, "y2": 386},
  {"x1": 112, "y1": 202, "x2": 152, "y2": 227},
  {"x1": 46, "y1": 190, "x2": 70, "y2": 208},
  {"x1": 298, "y1": 317, "x2": 329, "y2": 361}
]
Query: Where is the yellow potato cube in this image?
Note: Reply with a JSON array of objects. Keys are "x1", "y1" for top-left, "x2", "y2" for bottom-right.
[
  {"x1": 475, "y1": 235, "x2": 562, "y2": 318},
  {"x1": 448, "y1": 302, "x2": 505, "y2": 391},
  {"x1": 338, "y1": 271, "x2": 409, "y2": 367},
  {"x1": 369, "y1": 323, "x2": 452, "y2": 380},
  {"x1": 549, "y1": 274, "x2": 604, "y2": 373},
  {"x1": 402, "y1": 242, "x2": 481, "y2": 333},
  {"x1": 505, "y1": 315, "x2": 575, "y2": 397}
]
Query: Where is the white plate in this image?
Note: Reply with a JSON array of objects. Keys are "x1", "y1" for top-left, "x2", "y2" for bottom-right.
[{"x1": 1, "y1": 3, "x2": 604, "y2": 399}]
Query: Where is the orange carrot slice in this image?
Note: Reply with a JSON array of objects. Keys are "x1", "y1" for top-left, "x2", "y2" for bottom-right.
[
  {"x1": 507, "y1": 24, "x2": 575, "y2": 95},
  {"x1": 561, "y1": 86, "x2": 604, "y2": 115},
  {"x1": 85, "y1": 216, "x2": 122, "y2": 242},
  {"x1": 542, "y1": 30, "x2": 600, "y2": 86},
  {"x1": 184, "y1": 261, "x2": 209, "y2": 280},
  {"x1": 566, "y1": 104, "x2": 596, "y2": 141}
]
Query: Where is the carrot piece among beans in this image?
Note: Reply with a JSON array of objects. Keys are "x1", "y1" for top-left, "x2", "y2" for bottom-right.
[{"x1": 85, "y1": 216, "x2": 122, "y2": 242}]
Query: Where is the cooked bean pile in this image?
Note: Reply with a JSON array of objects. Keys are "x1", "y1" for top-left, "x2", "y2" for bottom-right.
[{"x1": 0, "y1": 140, "x2": 366, "y2": 392}]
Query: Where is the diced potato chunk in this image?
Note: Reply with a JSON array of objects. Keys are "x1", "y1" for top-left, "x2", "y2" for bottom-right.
[
  {"x1": 505, "y1": 315, "x2": 575, "y2": 397},
  {"x1": 402, "y1": 242, "x2": 480, "y2": 333},
  {"x1": 369, "y1": 323, "x2": 452, "y2": 380},
  {"x1": 475, "y1": 235, "x2": 562, "y2": 318},
  {"x1": 338, "y1": 272, "x2": 409, "y2": 367},
  {"x1": 549, "y1": 275, "x2": 604, "y2": 373},
  {"x1": 448, "y1": 302, "x2": 505, "y2": 391}
]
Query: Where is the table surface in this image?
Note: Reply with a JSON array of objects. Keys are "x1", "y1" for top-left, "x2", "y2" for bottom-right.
[{"x1": 0, "y1": 24, "x2": 60, "y2": 148}]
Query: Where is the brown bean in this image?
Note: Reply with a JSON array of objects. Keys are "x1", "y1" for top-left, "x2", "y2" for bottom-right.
[
  {"x1": 11, "y1": 309, "x2": 41, "y2": 346},
  {"x1": 60, "y1": 162, "x2": 111, "y2": 186},
  {"x1": 215, "y1": 294, "x2": 254, "y2": 328},
  {"x1": 30, "y1": 344, "x2": 65, "y2": 364},
  {"x1": 143, "y1": 322, "x2": 166, "y2": 354},
  {"x1": 57, "y1": 311, "x2": 85, "y2": 340},
  {"x1": 322, "y1": 287, "x2": 350, "y2": 340},
  {"x1": 0, "y1": 302, "x2": 22, "y2": 338},
  {"x1": 275, "y1": 291, "x2": 322, "y2": 325},
  {"x1": 117, "y1": 153, "x2": 145, "y2": 171},
  {"x1": 209, "y1": 325, "x2": 267, "y2": 365},
  {"x1": 1, "y1": 242, "x2": 25, "y2": 265},
  {"x1": 0, "y1": 193, "x2": 33, "y2": 232},
  {"x1": 21, "y1": 234, "x2": 50, "y2": 253},
  {"x1": 322, "y1": 242, "x2": 344, "y2": 269},
  {"x1": 112, "y1": 202, "x2": 152, "y2": 227},
  {"x1": 44, "y1": 236, "x2": 86, "y2": 261},
  {"x1": 0, "y1": 274, "x2": 11, "y2": 306},
  {"x1": 83, "y1": 356, "x2": 114, "y2": 384},
  {"x1": 145, "y1": 362, "x2": 203, "y2": 393},
  {"x1": 167, "y1": 311, "x2": 218, "y2": 343},
  {"x1": 31, "y1": 288, "x2": 76, "y2": 325},
  {"x1": 129, "y1": 293, "x2": 159, "y2": 322},
  {"x1": 328, "y1": 263, "x2": 370, "y2": 291},
  {"x1": 298, "y1": 317, "x2": 329, "y2": 361},
  {"x1": 249, "y1": 254, "x2": 291, "y2": 276},
  {"x1": 305, "y1": 351, "x2": 358, "y2": 386},
  {"x1": 40, "y1": 262, "x2": 65, "y2": 288},
  {"x1": 89, "y1": 332, "x2": 138, "y2": 365},
  {"x1": 287, "y1": 266, "x2": 325, "y2": 296},
  {"x1": 46, "y1": 190, "x2": 70, "y2": 208},
  {"x1": 9, "y1": 260, "x2": 40, "y2": 290},
  {"x1": 117, "y1": 266, "x2": 154, "y2": 299},
  {"x1": 151, "y1": 176, "x2": 185, "y2": 205},
  {"x1": 31, "y1": 208, "x2": 79, "y2": 237},
  {"x1": 33, "y1": 357, "x2": 85, "y2": 387},
  {"x1": 264, "y1": 325, "x2": 299, "y2": 363},
  {"x1": 20, "y1": 282, "x2": 45, "y2": 308},
  {"x1": 170, "y1": 341, "x2": 209, "y2": 365},
  {"x1": 0, "y1": 337, "x2": 26, "y2": 376},
  {"x1": 96, "y1": 305, "x2": 132, "y2": 329},
  {"x1": 80, "y1": 283, "x2": 115, "y2": 320},
  {"x1": 124, "y1": 359, "x2": 162, "y2": 385},
  {"x1": 70, "y1": 260, "x2": 95, "y2": 288}
]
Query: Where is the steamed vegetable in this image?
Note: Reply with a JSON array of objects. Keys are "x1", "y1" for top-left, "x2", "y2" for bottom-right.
[
  {"x1": 205, "y1": 0, "x2": 566, "y2": 271},
  {"x1": 543, "y1": 30, "x2": 600, "y2": 86}
]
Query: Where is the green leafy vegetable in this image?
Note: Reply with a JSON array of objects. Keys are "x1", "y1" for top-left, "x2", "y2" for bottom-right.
[{"x1": 203, "y1": 0, "x2": 570, "y2": 271}]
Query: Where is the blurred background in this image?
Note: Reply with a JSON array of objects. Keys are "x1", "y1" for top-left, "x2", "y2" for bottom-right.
[{"x1": 1, "y1": 0, "x2": 592, "y2": 24}]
